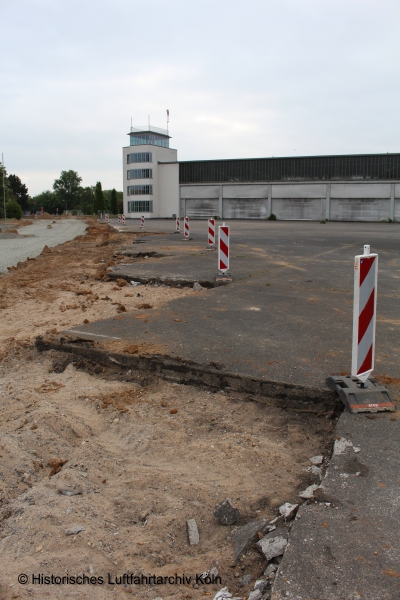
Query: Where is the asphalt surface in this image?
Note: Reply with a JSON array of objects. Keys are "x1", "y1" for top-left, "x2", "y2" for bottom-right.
[
  {"x1": 0, "y1": 219, "x2": 87, "y2": 273},
  {"x1": 69, "y1": 219, "x2": 400, "y2": 388}
]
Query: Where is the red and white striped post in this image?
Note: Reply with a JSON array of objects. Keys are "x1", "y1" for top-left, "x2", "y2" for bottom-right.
[
  {"x1": 176, "y1": 216, "x2": 180, "y2": 232},
  {"x1": 218, "y1": 224, "x2": 230, "y2": 273},
  {"x1": 118, "y1": 214, "x2": 121, "y2": 223},
  {"x1": 184, "y1": 216, "x2": 190, "y2": 239},
  {"x1": 140, "y1": 215, "x2": 145, "y2": 229},
  {"x1": 208, "y1": 218, "x2": 215, "y2": 247},
  {"x1": 105, "y1": 213, "x2": 109, "y2": 223},
  {"x1": 351, "y1": 245, "x2": 378, "y2": 382},
  {"x1": 121, "y1": 214, "x2": 126, "y2": 225}
]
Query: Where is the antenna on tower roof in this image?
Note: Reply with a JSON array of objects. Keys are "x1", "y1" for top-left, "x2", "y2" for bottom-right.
[{"x1": 166, "y1": 109, "x2": 169, "y2": 135}]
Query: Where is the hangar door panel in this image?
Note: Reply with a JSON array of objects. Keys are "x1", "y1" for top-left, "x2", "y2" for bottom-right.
[
  {"x1": 272, "y1": 198, "x2": 321, "y2": 220},
  {"x1": 223, "y1": 198, "x2": 267, "y2": 219},
  {"x1": 185, "y1": 199, "x2": 218, "y2": 219},
  {"x1": 330, "y1": 198, "x2": 389, "y2": 221}
]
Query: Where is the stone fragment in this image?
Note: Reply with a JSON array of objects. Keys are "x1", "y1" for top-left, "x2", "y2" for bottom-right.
[
  {"x1": 193, "y1": 282, "x2": 204, "y2": 291},
  {"x1": 213, "y1": 588, "x2": 232, "y2": 600},
  {"x1": 256, "y1": 528, "x2": 288, "y2": 561},
  {"x1": 333, "y1": 437, "x2": 353, "y2": 455},
  {"x1": 299, "y1": 484, "x2": 320, "y2": 499},
  {"x1": 309, "y1": 465, "x2": 322, "y2": 477},
  {"x1": 264, "y1": 563, "x2": 278, "y2": 579},
  {"x1": 214, "y1": 498, "x2": 241, "y2": 525},
  {"x1": 278, "y1": 503, "x2": 298, "y2": 519},
  {"x1": 310, "y1": 455, "x2": 323, "y2": 465},
  {"x1": 65, "y1": 526, "x2": 85, "y2": 535},
  {"x1": 239, "y1": 574, "x2": 252, "y2": 586},
  {"x1": 248, "y1": 590, "x2": 262, "y2": 600},
  {"x1": 58, "y1": 489, "x2": 83, "y2": 497},
  {"x1": 187, "y1": 518, "x2": 200, "y2": 545},
  {"x1": 233, "y1": 519, "x2": 267, "y2": 561},
  {"x1": 254, "y1": 579, "x2": 269, "y2": 593}
]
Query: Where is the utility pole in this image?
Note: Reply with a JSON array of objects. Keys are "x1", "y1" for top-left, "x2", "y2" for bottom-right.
[{"x1": 1, "y1": 153, "x2": 6, "y2": 221}]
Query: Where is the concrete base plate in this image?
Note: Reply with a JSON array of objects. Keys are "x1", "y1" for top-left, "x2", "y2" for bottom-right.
[
  {"x1": 326, "y1": 375, "x2": 395, "y2": 413},
  {"x1": 215, "y1": 272, "x2": 233, "y2": 282}
]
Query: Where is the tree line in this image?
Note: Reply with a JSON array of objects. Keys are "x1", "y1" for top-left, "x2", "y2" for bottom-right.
[{"x1": 0, "y1": 165, "x2": 122, "y2": 219}]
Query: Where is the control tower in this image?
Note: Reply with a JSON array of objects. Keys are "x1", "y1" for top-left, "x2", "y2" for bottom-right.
[{"x1": 123, "y1": 125, "x2": 179, "y2": 219}]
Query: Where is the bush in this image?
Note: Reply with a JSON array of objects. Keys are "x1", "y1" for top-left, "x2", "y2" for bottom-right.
[
  {"x1": 0, "y1": 198, "x2": 23, "y2": 220},
  {"x1": 267, "y1": 213, "x2": 277, "y2": 220}
]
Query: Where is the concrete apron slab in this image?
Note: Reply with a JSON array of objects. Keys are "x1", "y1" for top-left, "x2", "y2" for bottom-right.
[
  {"x1": 82, "y1": 222, "x2": 400, "y2": 388},
  {"x1": 272, "y1": 410, "x2": 400, "y2": 600}
]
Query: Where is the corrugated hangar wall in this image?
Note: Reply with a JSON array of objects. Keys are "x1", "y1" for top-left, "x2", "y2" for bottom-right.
[
  {"x1": 180, "y1": 182, "x2": 400, "y2": 221},
  {"x1": 178, "y1": 153, "x2": 400, "y2": 221}
]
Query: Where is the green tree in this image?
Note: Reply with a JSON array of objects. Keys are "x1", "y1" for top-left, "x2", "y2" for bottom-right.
[
  {"x1": 94, "y1": 181, "x2": 105, "y2": 213},
  {"x1": 8, "y1": 174, "x2": 30, "y2": 211},
  {"x1": 53, "y1": 170, "x2": 82, "y2": 212},
  {"x1": 0, "y1": 163, "x2": 13, "y2": 211},
  {"x1": 0, "y1": 197, "x2": 23, "y2": 220},
  {"x1": 80, "y1": 186, "x2": 95, "y2": 215},
  {"x1": 32, "y1": 190, "x2": 58, "y2": 214},
  {"x1": 110, "y1": 188, "x2": 118, "y2": 215}
]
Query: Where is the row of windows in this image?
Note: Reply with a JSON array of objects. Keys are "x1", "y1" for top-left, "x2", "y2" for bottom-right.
[
  {"x1": 127, "y1": 200, "x2": 153, "y2": 213},
  {"x1": 127, "y1": 152, "x2": 152, "y2": 164},
  {"x1": 130, "y1": 133, "x2": 169, "y2": 148},
  {"x1": 127, "y1": 185, "x2": 153, "y2": 196},
  {"x1": 127, "y1": 169, "x2": 152, "y2": 180},
  {"x1": 179, "y1": 154, "x2": 400, "y2": 183}
]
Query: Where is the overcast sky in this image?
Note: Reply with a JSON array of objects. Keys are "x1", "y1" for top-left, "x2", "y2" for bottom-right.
[{"x1": 1, "y1": 0, "x2": 399, "y2": 195}]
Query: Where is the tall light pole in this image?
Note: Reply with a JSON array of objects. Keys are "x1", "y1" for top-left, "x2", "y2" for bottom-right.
[{"x1": 1, "y1": 153, "x2": 6, "y2": 221}]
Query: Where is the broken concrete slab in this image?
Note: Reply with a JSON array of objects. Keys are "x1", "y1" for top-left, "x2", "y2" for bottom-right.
[
  {"x1": 187, "y1": 518, "x2": 200, "y2": 545},
  {"x1": 233, "y1": 519, "x2": 268, "y2": 561},
  {"x1": 213, "y1": 498, "x2": 241, "y2": 525},
  {"x1": 272, "y1": 411, "x2": 400, "y2": 600}
]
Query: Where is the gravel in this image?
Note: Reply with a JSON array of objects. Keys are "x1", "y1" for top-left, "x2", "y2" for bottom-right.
[{"x1": 0, "y1": 220, "x2": 87, "y2": 273}]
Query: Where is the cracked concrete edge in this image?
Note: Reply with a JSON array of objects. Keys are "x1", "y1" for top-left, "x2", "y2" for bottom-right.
[{"x1": 35, "y1": 334, "x2": 340, "y2": 411}]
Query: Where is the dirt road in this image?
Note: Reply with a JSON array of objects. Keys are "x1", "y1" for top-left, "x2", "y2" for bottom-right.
[{"x1": 0, "y1": 220, "x2": 337, "y2": 599}]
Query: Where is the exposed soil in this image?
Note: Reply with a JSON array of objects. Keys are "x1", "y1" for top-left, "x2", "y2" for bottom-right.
[{"x1": 0, "y1": 220, "x2": 338, "y2": 599}]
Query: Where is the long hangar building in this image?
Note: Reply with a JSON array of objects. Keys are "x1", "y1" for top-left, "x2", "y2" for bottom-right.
[{"x1": 123, "y1": 125, "x2": 400, "y2": 222}]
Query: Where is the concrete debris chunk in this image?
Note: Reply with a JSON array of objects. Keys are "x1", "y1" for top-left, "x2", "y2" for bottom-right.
[
  {"x1": 248, "y1": 590, "x2": 262, "y2": 600},
  {"x1": 257, "y1": 534, "x2": 288, "y2": 562},
  {"x1": 333, "y1": 437, "x2": 353, "y2": 455},
  {"x1": 214, "y1": 498, "x2": 241, "y2": 525},
  {"x1": 264, "y1": 563, "x2": 278, "y2": 579},
  {"x1": 278, "y1": 502, "x2": 298, "y2": 519},
  {"x1": 233, "y1": 519, "x2": 267, "y2": 561},
  {"x1": 309, "y1": 455, "x2": 323, "y2": 465},
  {"x1": 213, "y1": 590, "x2": 242, "y2": 600},
  {"x1": 58, "y1": 489, "x2": 83, "y2": 497},
  {"x1": 256, "y1": 527, "x2": 288, "y2": 561},
  {"x1": 213, "y1": 587, "x2": 232, "y2": 600},
  {"x1": 193, "y1": 281, "x2": 204, "y2": 291},
  {"x1": 254, "y1": 579, "x2": 269, "y2": 593},
  {"x1": 187, "y1": 518, "x2": 200, "y2": 545},
  {"x1": 65, "y1": 525, "x2": 85, "y2": 536},
  {"x1": 307, "y1": 465, "x2": 322, "y2": 477},
  {"x1": 299, "y1": 484, "x2": 320, "y2": 499}
]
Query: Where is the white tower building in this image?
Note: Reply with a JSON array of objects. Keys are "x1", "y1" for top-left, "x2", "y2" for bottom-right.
[{"x1": 122, "y1": 125, "x2": 179, "y2": 219}]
